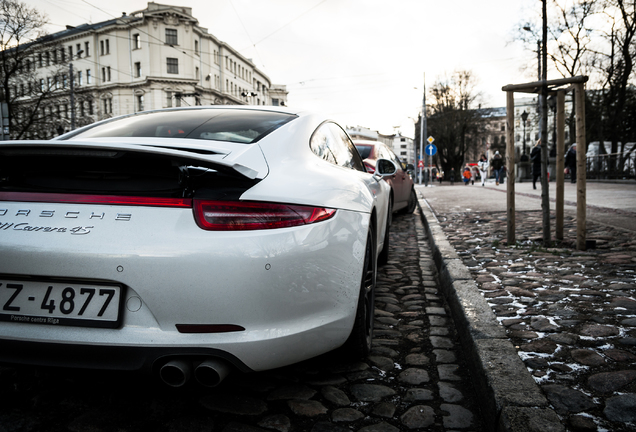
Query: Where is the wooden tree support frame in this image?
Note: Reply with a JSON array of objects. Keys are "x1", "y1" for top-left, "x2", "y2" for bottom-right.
[{"x1": 502, "y1": 76, "x2": 588, "y2": 250}]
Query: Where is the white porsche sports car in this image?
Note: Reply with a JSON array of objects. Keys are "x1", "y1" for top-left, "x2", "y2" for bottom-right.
[{"x1": 0, "y1": 106, "x2": 396, "y2": 387}]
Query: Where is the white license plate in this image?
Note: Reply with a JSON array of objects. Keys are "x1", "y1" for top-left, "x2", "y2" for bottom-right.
[{"x1": 0, "y1": 279, "x2": 122, "y2": 328}]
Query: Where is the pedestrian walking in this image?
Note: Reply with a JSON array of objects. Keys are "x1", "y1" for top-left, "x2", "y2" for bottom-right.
[
  {"x1": 490, "y1": 151, "x2": 504, "y2": 185},
  {"x1": 477, "y1": 154, "x2": 489, "y2": 187},
  {"x1": 565, "y1": 143, "x2": 577, "y2": 183},
  {"x1": 530, "y1": 139, "x2": 542, "y2": 190}
]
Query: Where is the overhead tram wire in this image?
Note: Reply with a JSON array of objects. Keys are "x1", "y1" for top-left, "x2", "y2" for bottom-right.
[
  {"x1": 238, "y1": 0, "x2": 331, "y2": 51},
  {"x1": 228, "y1": 0, "x2": 266, "y2": 70}
]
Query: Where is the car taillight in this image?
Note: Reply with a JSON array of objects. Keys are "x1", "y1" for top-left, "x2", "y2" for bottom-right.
[
  {"x1": 364, "y1": 162, "x2": 375, "y2": 174},
  {"x1": 193, "y1": 200, "x2": 336, "y2": 231}
]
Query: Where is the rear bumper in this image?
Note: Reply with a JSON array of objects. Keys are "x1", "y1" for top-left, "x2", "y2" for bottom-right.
[{"x1": 0, "y1": 338, "x2": 251, "y2": 372}]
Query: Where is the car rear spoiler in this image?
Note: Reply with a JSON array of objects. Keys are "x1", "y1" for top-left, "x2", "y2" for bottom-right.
[{"x1": 0, "y1": 139, "x2": 269, "y2": 180}]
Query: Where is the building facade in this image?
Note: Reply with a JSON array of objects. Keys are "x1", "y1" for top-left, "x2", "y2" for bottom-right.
[{"x1": 8, "y1": 2, "x2": 287, "y2": 139}]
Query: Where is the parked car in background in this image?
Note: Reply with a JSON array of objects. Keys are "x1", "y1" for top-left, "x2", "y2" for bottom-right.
[
  {"x1": 353, "y1": 139, "x2": 416, "y2": 265},
  {"x1": 0, "y1": 106, "x2": 396, "y2": 387},
  {"x1": 353, "y1": 139, "x2": 416, "y2": 215}
]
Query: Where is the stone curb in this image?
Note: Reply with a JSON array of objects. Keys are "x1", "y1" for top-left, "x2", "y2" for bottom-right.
[{"x1": 415, "y1": 196, "x2": 565, "y2": 432}]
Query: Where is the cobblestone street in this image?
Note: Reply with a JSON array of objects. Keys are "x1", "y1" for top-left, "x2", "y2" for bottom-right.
[{"x1": 0, "y1": 210, "x2": 483, "y2": 432}]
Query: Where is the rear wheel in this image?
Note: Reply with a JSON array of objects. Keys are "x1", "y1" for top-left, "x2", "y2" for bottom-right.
[{"x1": 341, "y1": 228, "x2": 376, "y2": 359}]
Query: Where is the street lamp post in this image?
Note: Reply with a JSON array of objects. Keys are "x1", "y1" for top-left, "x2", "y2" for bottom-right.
[
  {"x1": 548, "y1": 95, "x2": 557, "y2": 157},
  {"x1": 521, "y1": 110, "x2": 529, "y2": 157},
  {"x1": 69, "y1": 49, "x2": 84, "y2": 130}
]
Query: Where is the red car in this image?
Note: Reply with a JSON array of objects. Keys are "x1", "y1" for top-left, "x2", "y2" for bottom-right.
[{"x1": 354, "y1": 140, "x2": 416, "y2": 215}]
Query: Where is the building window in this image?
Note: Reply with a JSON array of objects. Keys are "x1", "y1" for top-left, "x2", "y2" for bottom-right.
[
  {"x1": 68, "y1": 46, "x2": 73, "y2": 59},
  {"x1": 135, "y1": 62, "x2": 141, "y2": 78},
  {"x1": 77, "y1": 70, "x2": 83, "y2": 85},
  {"x1": 195, "y1": 66, "x2": 199, "y2": 80},
  {"x1": 166, "y1": 91, "x2": 172, "y2": 108},
  {"x1": 194, "y1": 40, "x2": 199, "y2": 55},
  {"x1": 133, "y1": 34, "x2": 141, "y2": 49},
  {"x1": 101, "y1": 67, "x2": 111, "y2": 82},
  {"x1": 38, "y1": 53, "x2": 43, "y2": 68},
  {"x1": 166, "y1": 57, "x2": 179, "y2": 74},
  {"x1": 62, "y1": 74, "x2": 67, "y2": 88},
  {"x1": 86, "y1": 69, "x2": 91, "y2": 84},
  {"x1": 84, "y1": 42, "x2": 90, "y2": 56},
  {"x1": 272, "y1": 98, "x2": 279, "y2": 106},
  {"x1": 88, "y1": 100, "x2": 94, "y2": 115},
  {"x1": 103, "y1": 98, "x2": 112, "y2": 114},
  {"x1": 76, "y1": 44, "x2": 81, "y2": 57},
  {"x1": 100, "y1": 39, "x2": 110, "y2": 55},
  {"x1": 165, "y1": 28, "x2": 178, "y2": 45},
  {"x1": 137, "y1": 95, "x2": 144, "y2": 111}
]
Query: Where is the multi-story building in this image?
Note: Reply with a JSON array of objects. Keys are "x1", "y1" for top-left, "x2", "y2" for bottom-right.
[
  {"x1": 466, "y1": 107, "x2": 507, "y2": 164},
  {"x1": 379, "y1": 133, "x2": 415, "y2": 166},
  {"x1": 346, "y1": 125, "x2": 378, "y2": 141},
  {"x1": 514, "y1": 96, "x2": 573, "y2": 160},
  {"x1": 7, "y1": 2, "x2": 287, "y2": 139}
]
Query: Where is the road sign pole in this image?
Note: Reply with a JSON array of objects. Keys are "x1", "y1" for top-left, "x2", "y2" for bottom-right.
[{"x1": 420, "y1": 74, "x2": 426, "y2": 186}]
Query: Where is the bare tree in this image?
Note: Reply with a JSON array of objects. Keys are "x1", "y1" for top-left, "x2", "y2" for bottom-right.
[
  {"x1": 515, "y1": 0, "x2": 635, "y2": 177},
  {"x1": 0, "y1": 0, "x2": 67, "y2": 139},
  {"x1": 592, "y1": 0, "x2": 636, "y2": 172},
  {"x1": 419, "y1": 71, "x2": 485, "y2": 176}
]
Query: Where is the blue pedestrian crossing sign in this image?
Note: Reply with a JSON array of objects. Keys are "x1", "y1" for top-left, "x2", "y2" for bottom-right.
[{"x1": 425, "y1": 143, "x2": 437, "y2": 156}]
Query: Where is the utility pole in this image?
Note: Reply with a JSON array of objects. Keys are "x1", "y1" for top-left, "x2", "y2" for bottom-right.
[
  {"x1": 419, "y1": 73, "x2": 426, "y2": 186},
  {"x1": 540, "y1": 0, "x2": 551, "y2": 245}
]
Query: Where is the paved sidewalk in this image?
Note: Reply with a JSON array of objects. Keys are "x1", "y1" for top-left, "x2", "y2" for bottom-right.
[
  {"x1": 420, "y1": 180, "x2": 636, "y2": 233},
  {"x1": 415, "y1": 180, "x2": 636, "y2": 431}
]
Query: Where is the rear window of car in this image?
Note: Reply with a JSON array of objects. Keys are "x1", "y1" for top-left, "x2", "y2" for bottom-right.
[
  {"x1": 355, "y1": 144, "x2": 373, "y2": 159},
  {"x1": 62, "y1": 109, "x2": 297, "y2": 144}
]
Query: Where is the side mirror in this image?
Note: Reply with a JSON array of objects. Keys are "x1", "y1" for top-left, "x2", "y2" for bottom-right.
[{"x1": 374, "y1": 158, "x2": 397, "y2": 179}]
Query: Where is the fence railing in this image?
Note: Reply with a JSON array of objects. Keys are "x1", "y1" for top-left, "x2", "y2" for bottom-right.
[{"x1": 586, "y1": 153, "x2": 636, "y2": 180}]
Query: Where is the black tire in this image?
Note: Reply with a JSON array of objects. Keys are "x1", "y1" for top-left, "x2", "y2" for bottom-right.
[
  {"x1": 377, "y1": 199, "x2": 391, "y2": 266},
  {"x1": 341, "y1": 228, "x2": 376, "y2": 359},
  {"x1": 400, "y1": 188, "x2": 417, "y2": 214}
]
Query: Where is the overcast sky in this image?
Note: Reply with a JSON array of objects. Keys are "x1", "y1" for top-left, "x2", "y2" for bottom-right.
[{"x1": 33, "y1": 0, "x2": 540, "y2": 137}]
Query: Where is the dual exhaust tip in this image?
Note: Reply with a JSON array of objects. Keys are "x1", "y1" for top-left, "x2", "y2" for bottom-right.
[{"x1": 159, "y1": 357, "x2": 231, "y2": 387}]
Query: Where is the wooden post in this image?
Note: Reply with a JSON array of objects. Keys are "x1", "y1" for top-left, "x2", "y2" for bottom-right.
[
  {"x1": 506, "y1": 91, "x2": 516, "y2": 245},
  {"x1": 555, "y1": 90, "x2": 565, "y2": 240},
  {"x1": 575, "y1": 82, "x2": 587, "y2": 250}
]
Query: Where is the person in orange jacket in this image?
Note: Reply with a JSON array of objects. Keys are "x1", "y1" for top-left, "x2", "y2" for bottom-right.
[{"x1": 462, "y1": 165, "x2": 472, "y2": 185}]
